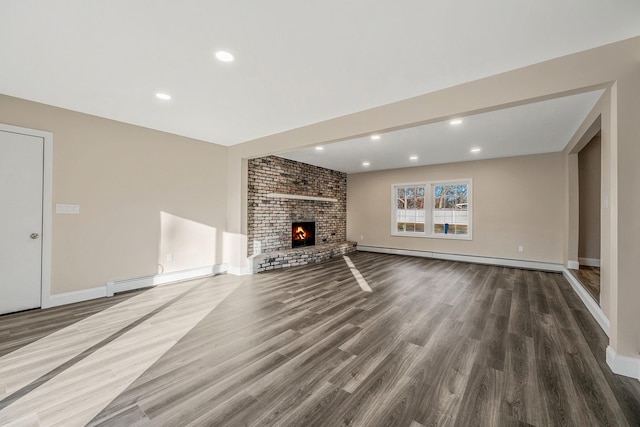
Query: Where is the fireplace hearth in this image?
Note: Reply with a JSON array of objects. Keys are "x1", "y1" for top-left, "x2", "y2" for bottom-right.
[{"x1": 292, "y1": 221, "x2": 315, "y2": 248}]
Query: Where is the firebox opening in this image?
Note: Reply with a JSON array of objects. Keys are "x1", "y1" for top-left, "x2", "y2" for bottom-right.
[{"x1": 292, "y1": 221, "x2": 315, "y2": 248}]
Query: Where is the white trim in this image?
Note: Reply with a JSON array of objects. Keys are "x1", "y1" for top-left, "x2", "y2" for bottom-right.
[
  {"x1": 567, "y1": 260, "x2": 580, "y2": 269},
  {"x1": 356, "y1": 245, "x2": 562, "y2": 272},
  {"x1": 359, "y1": 245, "x2": 435, "y2": 259},
  {"x1": 562, "y1": 267, "x2": 609, "y2": 336},
  {"x1": 578, "y1": 257, "x2": 601, "y2": 267},
  {"x1": 45, "y1": 264, "x2": 227, "y2": 307},
  {"x1": 430, "y1": 179, "x2": 473, "y2": 241},
  {"x1": 107, "y1": 264, "x2": 227, "y2": 295},
  {"x1": 390, "y1": 179, "x2": 473, "y2": 240},
  {"x1": 606, "y1": 346, "x2": 640, "y2": 380},
  {"x1": 266, "y1": 193, "x2": 337, "y2": 202},
  {"x1": 0, "y1": 124, "x2": 54, "y2": 310},
  {"x1": 227, "y1": 265, "x2": 251, "y2": 276},
  {"x1": 432, "y1": 252, "x2": 559, "y2": 271},
  {"x1": 47, "y1": 286, "x2": 108, "y2": 307},
  {"x1": 391, "y1": 182, "x2": 427, "y2": 238}
]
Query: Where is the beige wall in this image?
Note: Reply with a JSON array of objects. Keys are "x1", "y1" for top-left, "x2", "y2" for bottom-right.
[
  {"x1": 564, "y1": 92, "x2": 613, "y2": 318},
  {"x1": 229, "y1": 36, "x2": 640, "y2": 360},
  {"x1": 347, "y1": 153, "x2": 563, "y2": 263},
  {"x1": 0, "y1": 94, "x2": 228, "y2": 294},
  {"x1": 578, "y1": 134, "x2": 601, "y2": 261}
]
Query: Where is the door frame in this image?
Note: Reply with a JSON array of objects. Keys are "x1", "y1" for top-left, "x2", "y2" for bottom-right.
[{"x1": 0, "y1": 123, "x2": 53, "y2": 309}]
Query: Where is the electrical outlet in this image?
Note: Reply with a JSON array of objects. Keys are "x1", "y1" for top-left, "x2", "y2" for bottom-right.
[
  {"x1": 518, "y1": 245, "x2": 524, "y2": 253},
  {"x1": 166, "y1": 253, "x2": 173, "y2": 262},
  {"x1": 360, "y1": 235, "x2": 364, "y2": 240}
]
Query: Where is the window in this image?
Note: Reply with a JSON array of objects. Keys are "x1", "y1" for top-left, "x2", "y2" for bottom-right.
[
  {"x1": 392, "y1": 184, "x2": 426, "y2": 235},
  {"x1": 392, "y1": 179, "x2": 472, "y2": 239},
  {"x1": 431, "y1": 181, "x2": 470, "y2": 238}
]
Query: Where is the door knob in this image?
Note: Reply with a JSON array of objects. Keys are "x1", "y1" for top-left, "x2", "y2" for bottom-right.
[{"x1": 30, "y1": 233, "x2": 39, "y2": 239}]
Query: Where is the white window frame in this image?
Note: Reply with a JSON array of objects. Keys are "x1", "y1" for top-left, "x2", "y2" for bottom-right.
[
  {"x1": 391, "y1": 179, "x2": 473, "y2": 240},
  {"x1": 391, "y1": 182, "x2": 427, "y2": 237}
]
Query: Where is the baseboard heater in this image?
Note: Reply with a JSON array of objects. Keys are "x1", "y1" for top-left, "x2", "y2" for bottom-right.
[{"x1": 106, "y1": 264, "x2": 227, "y2": 296}]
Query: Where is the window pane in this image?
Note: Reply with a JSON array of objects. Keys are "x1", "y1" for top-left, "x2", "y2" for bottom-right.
[
  {"x1": 433, "y1": 185, "x2": 442, "y2": 209},
  {"x1": 406, "y1": 187, "x2": 415, "y2": 198},
  {"x1": 393, "y1": 184, "x2": 426, "y2": 235},
  {"x1": 432, "y1": 181, "x2": 470, "y2": 236}
]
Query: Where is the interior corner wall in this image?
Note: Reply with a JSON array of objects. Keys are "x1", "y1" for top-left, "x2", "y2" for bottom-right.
[
  {"x1": 615, "y1": 69, "x2": 640, "y2": 359},
  {"x1": 0, "y1": 94, "x2": 228, "y2": 295},
  {"x1": 347, "y1": 152, "x2": 564, "y2": 264},
  {"x1": 578, "y1": 134, "x2": 602, "y2": 261},
  {"x1": 564, "y1": 90, "x2": 612, "y2": 321},
  {"x1": 567, "y1": 153, "x2": 580, "y2": 266}
]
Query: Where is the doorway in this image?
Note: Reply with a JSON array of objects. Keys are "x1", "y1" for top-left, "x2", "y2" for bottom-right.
[
  {"x1": 0, "y1": 124, "x2": 52, "y2": 314},
  {"x1": 572, "y1": 132, "x2": 601, "y2": 302}
]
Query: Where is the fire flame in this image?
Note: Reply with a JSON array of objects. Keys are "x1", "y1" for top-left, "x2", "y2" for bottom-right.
[
  {"x1": 293, "y1": 226, "x2": 307, "y2": 240},
  {"x1": 294, "y1": 226, "x2": 306, "y2": 240}
]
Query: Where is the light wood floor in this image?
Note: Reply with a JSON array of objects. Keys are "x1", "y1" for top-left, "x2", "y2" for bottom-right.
[{"x1": 0, "y1": 252, "x2": 639, "y2": 426}]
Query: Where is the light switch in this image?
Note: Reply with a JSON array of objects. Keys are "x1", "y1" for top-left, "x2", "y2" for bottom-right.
[{"x1": 56, "y1": 204, "x2": 80, "y2": 214}]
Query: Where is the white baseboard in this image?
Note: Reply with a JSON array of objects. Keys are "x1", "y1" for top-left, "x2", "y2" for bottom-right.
[
  {"x1": 606, "y1": 346, "x2": 640, "y2": 380},
  {"x1": 106, "y1": 264, "x2": 227, "y2": 295},
  {"x1": 42, "y1": 264, "x2": 228, "y2": 308},
  {"x1": 562, "y1": 267, "x2": 609, "y2": 336},
  {"x1": 45, "y1": 286, "x2": 108, "y2": 308},
  {"x1": 579, "y1": 257, "x2": 601, "y2": 267},
  {"x1": 43, "y1": 264, "x2": 227, "y2": 308},
  {"x1": 568, "y1": 260, "x2": 580, "y2": 270},
  {"x1": 357, "y1": 245, "x2": 435, "y2": 259},
  {"x1": 356, "y1": 246, "x2": 563, "y2": 272},
  {"x1": 227, "y1": 265, "x2": 251, "y2": 276}
]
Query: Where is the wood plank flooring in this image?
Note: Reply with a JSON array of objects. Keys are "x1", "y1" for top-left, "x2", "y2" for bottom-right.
[
  {"x1": 0, "y1": 252, "x2": 638, "y2": 426},
  {"x1": 569, "y1": 266, "x2": 601, "y2": 302}
]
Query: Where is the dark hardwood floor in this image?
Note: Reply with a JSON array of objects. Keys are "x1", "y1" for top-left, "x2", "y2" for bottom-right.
[{"x1": 0, "y1": 252, "x2": 638, "y2": 426}]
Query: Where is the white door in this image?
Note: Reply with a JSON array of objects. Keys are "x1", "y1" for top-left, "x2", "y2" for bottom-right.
[{"x1": 0, "y1": 129, "x2": 44, "y2": 314}]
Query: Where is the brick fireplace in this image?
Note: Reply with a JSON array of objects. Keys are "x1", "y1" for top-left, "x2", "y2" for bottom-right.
[{"x1": 247, "y1": 156, "x2": 355, "y2": 272}]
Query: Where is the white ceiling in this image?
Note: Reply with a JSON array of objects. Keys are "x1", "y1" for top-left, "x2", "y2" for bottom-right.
[
  {"x1": 0, "y1": 2, "x2": 639, "y2": 147},
  {"x1": 279, "y1": 90, "x2": 604, "y2": 173}
]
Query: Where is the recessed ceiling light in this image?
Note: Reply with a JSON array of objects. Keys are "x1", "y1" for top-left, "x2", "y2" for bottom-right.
[
  {"x1": 215, "y1": 50, "x2": 235, "y2": 62},
  {"x1": 315, "y1": 146, "x2": 324, "y2": 151},
  {"x1": 362, "y1": 161, "x2": 370, "y2": 166},
  {"x1": 370, "y1": 135, "x2": 381, "y2": 140},
  {"x1": 449, "y1": 119, "x2": 463, "y2": 125},
  {"x1": 155, "y1": 92, "x2": 171, "y2": 100},
  {"x1": 409, "y1": 155, "x2": 418, "y2": 161},
  {"x1": 470, "y1": 147, "x2": 481, "y2": 153}
]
